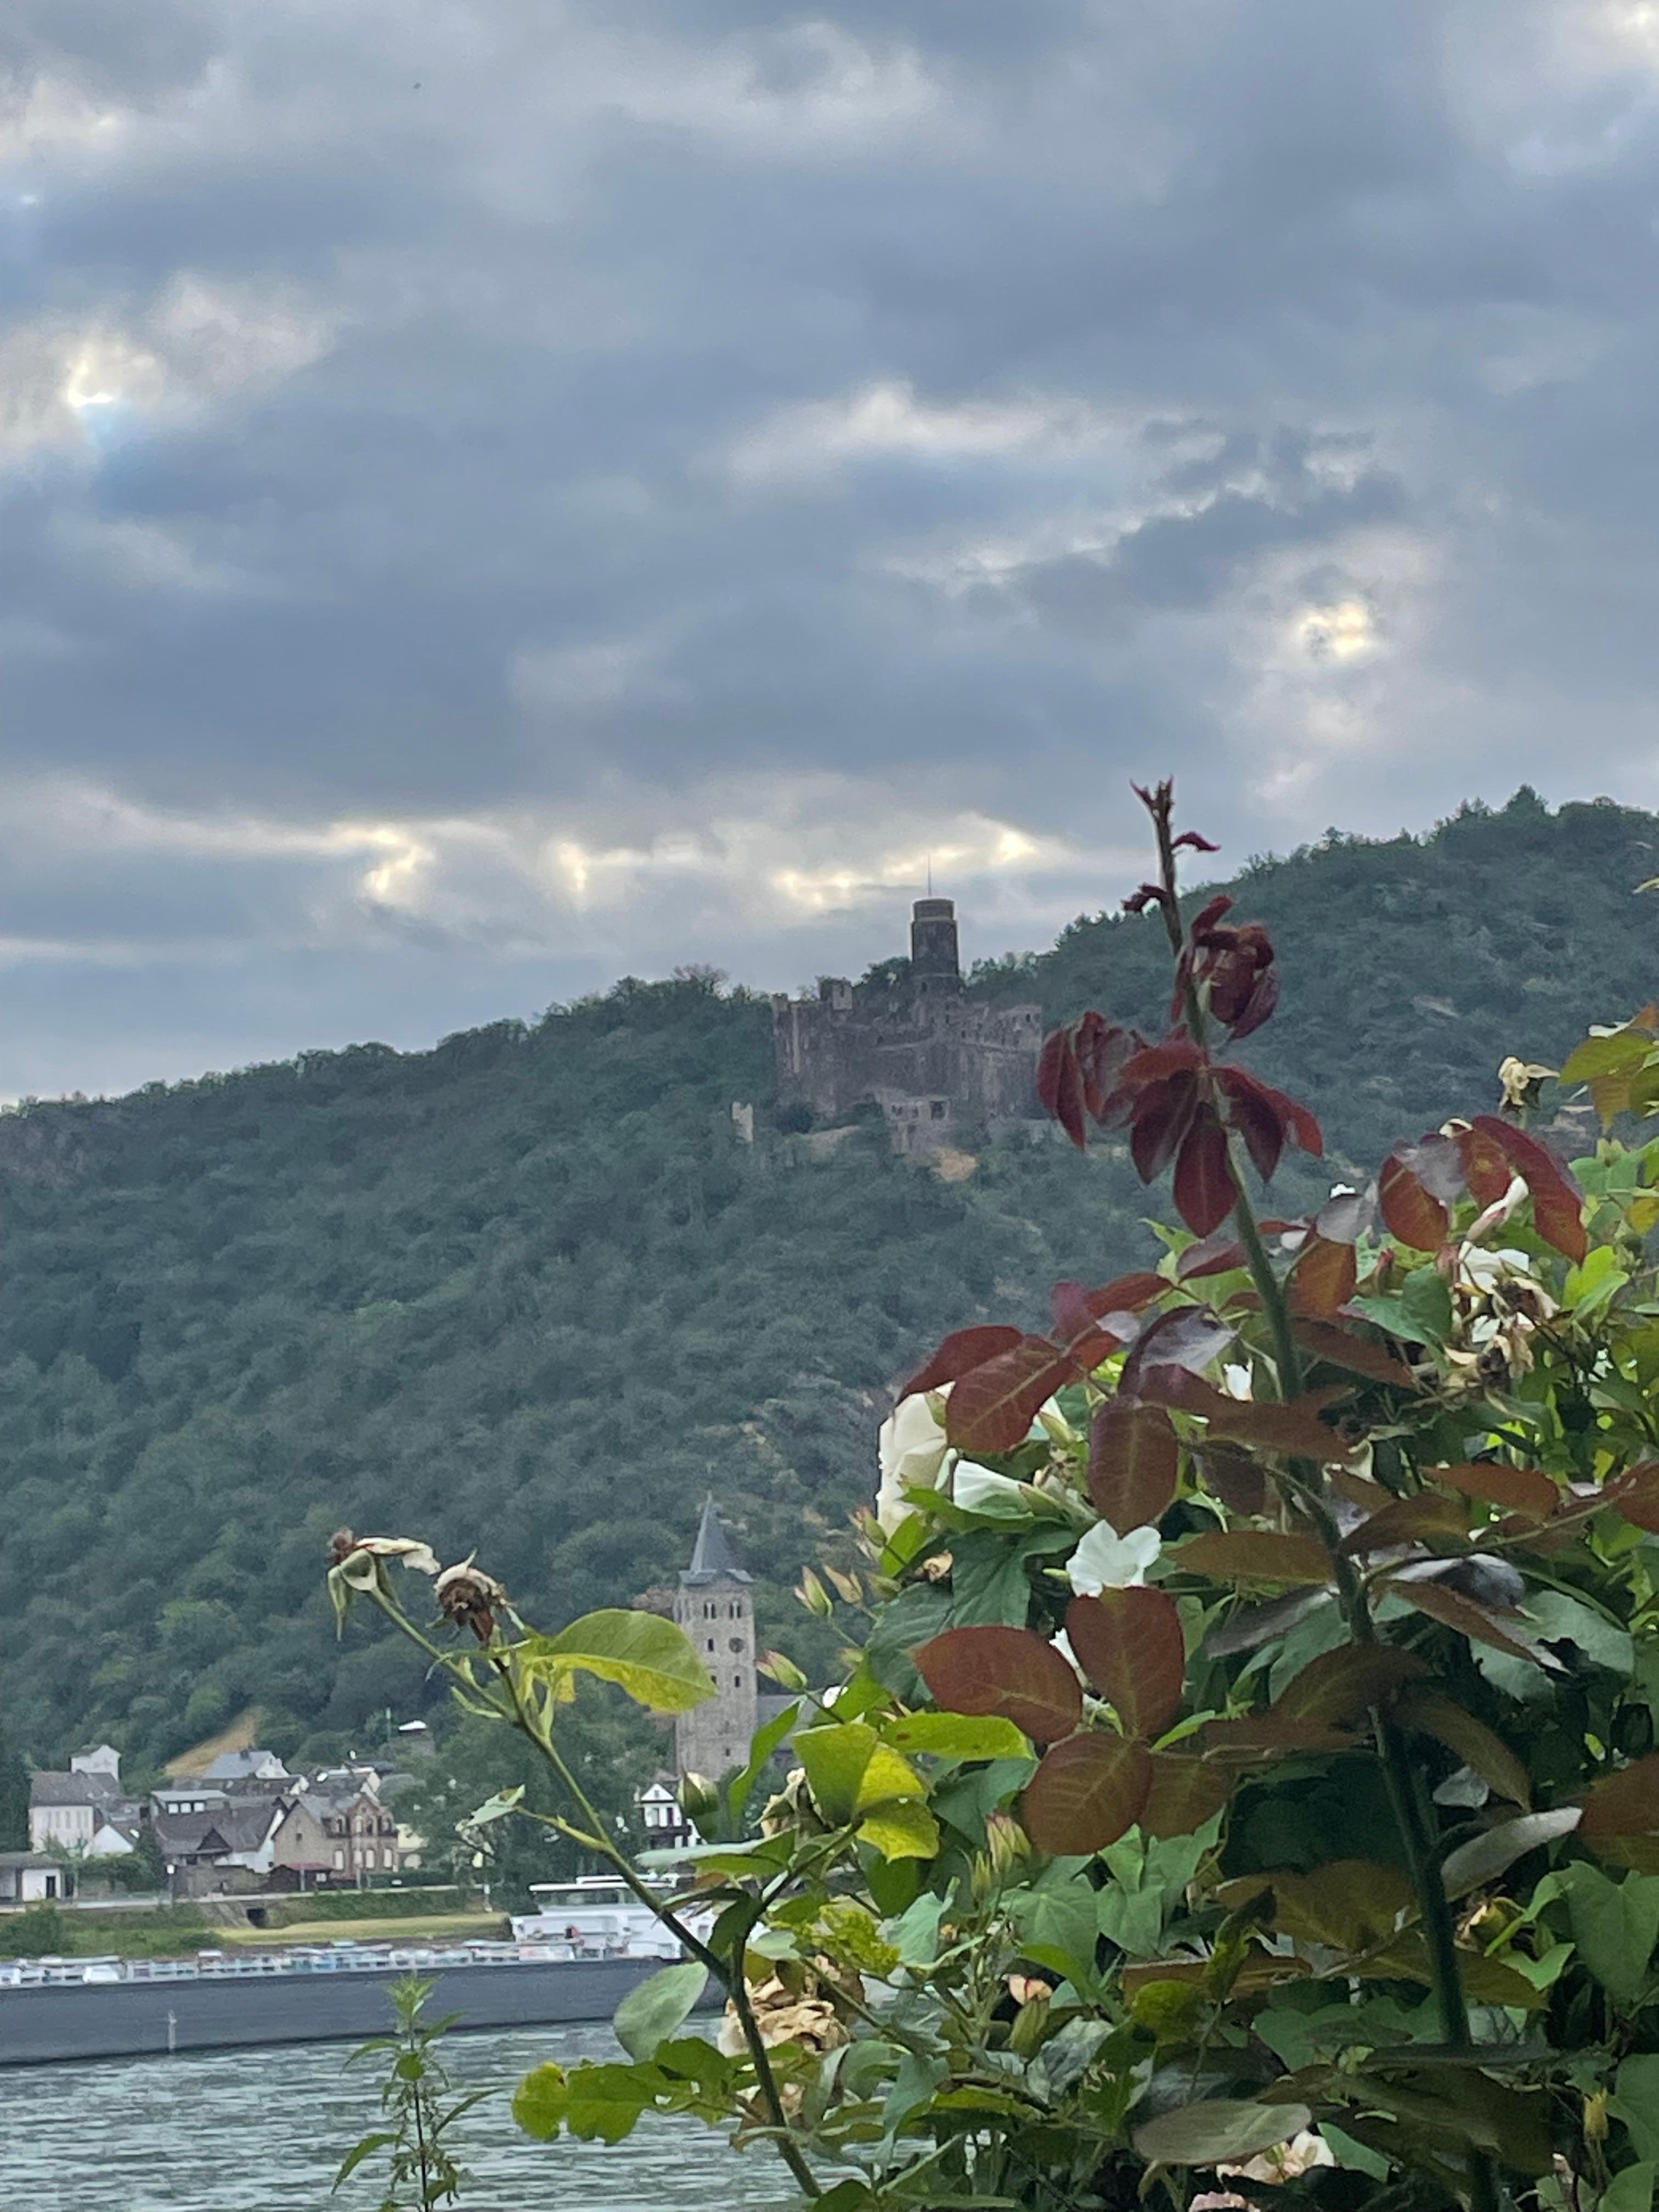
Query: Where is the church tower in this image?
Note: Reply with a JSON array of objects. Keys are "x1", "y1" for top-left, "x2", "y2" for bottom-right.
[{"x1": 673, "y1": 1499, "x2": 757, "y2": 1781}]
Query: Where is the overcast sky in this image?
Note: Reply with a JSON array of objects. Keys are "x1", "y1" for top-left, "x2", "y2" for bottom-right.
[{"x1": 4, "y1": 2, "x2": 1659, "y2": 1097}]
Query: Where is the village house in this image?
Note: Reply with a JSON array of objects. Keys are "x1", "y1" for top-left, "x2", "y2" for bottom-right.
[
  {"x1": 28, "y1": 1747, "x2": 140, "y2": 1859},
  {"x1": 152, "y1": 1796, "x2": 289, "y2": 1897},
  {"x1": 0, "y1": 1852, "x2": 72, "y2": 1903},
  {"x1": 267, "y1": 1775, "x2": 401, "y2": 1889}
]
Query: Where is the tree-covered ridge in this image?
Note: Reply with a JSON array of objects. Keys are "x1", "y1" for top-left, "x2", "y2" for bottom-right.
[
  {"x1": 974, "y1": 786, "x2": 1659, "y2": 1171},
  {"x1": 0, "y1": 788, "x2": 1651, "y2": 1771}
]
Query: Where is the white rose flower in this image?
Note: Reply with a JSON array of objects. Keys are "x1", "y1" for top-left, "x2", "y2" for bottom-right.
[
  {"x1": 876, "y1": 1391, "x2": 953, "y2": 1534},
  {"x1": 1066, "y1": 1518, "x2": 1162, "y2": 1595},
  {"x1": 952, "y1": 1463, "x2": 1030, "y2": 1515},
  {"x1": 1458, "y1": 1243, "x2": 1537, "y2": 1293}
]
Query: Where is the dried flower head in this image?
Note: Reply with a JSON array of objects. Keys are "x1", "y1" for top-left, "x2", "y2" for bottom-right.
[{"x1": 435, "y1": 1555, "x2": 507, "y2": 1642}]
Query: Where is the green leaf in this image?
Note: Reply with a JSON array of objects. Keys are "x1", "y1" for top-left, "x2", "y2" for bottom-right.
[
  {"x1": 1561, "y1": 1030, "x2": 1656, "y2": 1085},
  {"x1": 1601, "y1": 2163, "x2": 1657, "y2": 2212},
  {"x1": 1133, "y1": 2097, "x2": 1313, "y2": 2167},
  {"x1": 511, "y1": 2062, "x2": 569, "y2": 2141},
  {"x1": 1614, "y1": 2056, "x2": 1659, "y2": 2163},
  {"x1": 561, "y1": 2061, "x2": 661, "y2": 2143},
  {"x1": 1522, "y1": 1588, "x2": 1634, "y2": 1675},
  {"x1": 332, "y1": 2131, "x2": 397, "y2": 2185},
  {"x1": 612, "y1": 1961, "x2": 708, "y2": 2062},
  {"x1": 520, "y1": 1610, "x2": 715, "y2": 1713},
  {"x1": 881, "y1": 1712, "x2": 1030, "y2": 1761},
  {"x1": 724, "y1": 1699, "x2": 802, "y2": 1827},
  {"x1": 1351, "y1": 1267, "x2": 1454, "y2": 1346},
  {"x1": 1011, "y1": 1875, "x2": 1101, "y2": 1989},
  {"x1": 856, "y1": 1798, "x2": 940, "y2": 1859},
  {"x1": 654, "y1": 2038, "x2": 734, "y2": 2095},
  {"x1": 1441, "y1": 1809, "x2": 1583, "y2": 1898},
  {"x1": 886, "y1": 1891, "x2": 946, "y2": 1967},
  {"x1": 1557, "y1": 1863, "x2": 1659, "y2": 2007},
  {"x1": 794, "y1": 1722, "x2": 924, "y2": 1825}
]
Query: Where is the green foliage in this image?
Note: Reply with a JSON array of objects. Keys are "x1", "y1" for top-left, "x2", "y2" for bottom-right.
[
  {"x1": 10, "y1": 791, "x2": 1652, "y2": 1768},
  {"x1": 0, "y1": 1905, "x2": 64, "y2": 1957},
  {"x1": 0, "y1": 1725, "x2": 28, "y2": 1852},
  {"x1": 397, "y1": 1688, "x2": 662, "y2": 1907},
  {"x1": 984, "y1": 785, "x2": 1659, "y2": 1173},
  {"x1": 336, "y1": 1975, "x2": 488, "y2": 2210},
  {"x1": 334, "y1": 784, "x2": 1659, "y2": 2212},
  {"x1": 0, "y1": 971, "x2": 1153, "y2": 1766},
  {"x1": 0, "y1": 1901, "x2": 210, "y2": 1957}
]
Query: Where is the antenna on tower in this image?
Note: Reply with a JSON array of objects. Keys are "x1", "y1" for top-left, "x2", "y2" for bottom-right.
[{"x1": 927, "y1": 853, "x2": 933, "y2": 896}]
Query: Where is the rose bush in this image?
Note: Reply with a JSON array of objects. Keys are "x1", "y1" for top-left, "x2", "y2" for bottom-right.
[{"x1": 330, "y1": 782, "x2": 1659, "y2": 2212}]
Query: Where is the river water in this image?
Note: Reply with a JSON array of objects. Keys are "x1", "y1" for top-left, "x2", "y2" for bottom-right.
[{"x1": 0, "y1": 2022, "x2": 793, "y2": 2211}]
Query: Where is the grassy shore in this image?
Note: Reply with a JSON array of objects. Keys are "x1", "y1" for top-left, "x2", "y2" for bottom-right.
[
  {"x1": 0, "y1": 1901, "x2": 507, "y2": 1961},
  {"x1": 223, "y1": 1911, "x2": 507, "y2": 1947}
]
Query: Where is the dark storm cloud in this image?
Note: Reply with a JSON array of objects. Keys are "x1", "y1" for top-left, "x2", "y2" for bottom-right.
[{"x1": 3, "y1": 0, "x2": 1659, "y2": 1092}]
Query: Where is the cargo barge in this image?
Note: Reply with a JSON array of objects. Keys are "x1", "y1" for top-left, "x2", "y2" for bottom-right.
[{"x1": 0, "y1": 1881, "x2": 713, "y2": 2067}]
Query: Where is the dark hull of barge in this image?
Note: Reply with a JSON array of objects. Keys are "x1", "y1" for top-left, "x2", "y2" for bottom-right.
[{"x1": 0, "y1": 1956, "x2": 703, "y2": 2066}]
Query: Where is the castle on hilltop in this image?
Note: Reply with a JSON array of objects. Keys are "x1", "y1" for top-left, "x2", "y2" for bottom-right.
[{"x1": 771, "y1": 898, "x2": 1043, "y2": 1151}]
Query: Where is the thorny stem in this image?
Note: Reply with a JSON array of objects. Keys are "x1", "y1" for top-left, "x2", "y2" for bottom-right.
[
  {"x1": 1150, "y1": 794, "x2": 1501, "y2": 2212},
  {"x1": 486, "y1": 1652, "x2": 824, "y2": 2203},
  {"x1": 364, "y1": 1582, "x2": 822, "y2": 2202}
]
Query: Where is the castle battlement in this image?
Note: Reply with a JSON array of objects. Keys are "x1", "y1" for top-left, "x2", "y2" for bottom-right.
[{"x1": 772, "y1": 898, "x2": 1042, "y2": 1150}]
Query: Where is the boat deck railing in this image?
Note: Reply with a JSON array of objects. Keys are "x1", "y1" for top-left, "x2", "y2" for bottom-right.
[{"x1": 0, "y1": 1937, "x2": 683, "y2": 1991}]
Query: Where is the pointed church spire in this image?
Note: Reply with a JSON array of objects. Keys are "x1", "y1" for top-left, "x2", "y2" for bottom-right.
[{"x1": 682, "y1": 1495, "x2": 751, "y2": 1584}]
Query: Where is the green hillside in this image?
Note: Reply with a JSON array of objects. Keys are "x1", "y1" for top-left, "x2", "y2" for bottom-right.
[{"x1": 1, "y1": 787, "x2": 1654, "y2": 1771}]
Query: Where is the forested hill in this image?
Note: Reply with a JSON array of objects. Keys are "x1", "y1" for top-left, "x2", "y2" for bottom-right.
[{"x1": 2, "y1": 786, "x2": 1654, "y2": 1770}]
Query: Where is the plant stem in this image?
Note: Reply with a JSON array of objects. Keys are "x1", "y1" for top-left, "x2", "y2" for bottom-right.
[
  {"x1": 1223, "y1": 1175, "x2": 1501, "y2": 2212},
  {"x1": 363, "y1": 1585, "x2": 823, "y2": 2203},
  {"x1": 488, "y1": 1652, "x2": 823, "y2": 2202}
]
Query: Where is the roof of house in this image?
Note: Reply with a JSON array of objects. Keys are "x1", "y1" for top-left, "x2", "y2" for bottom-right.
[
  {"x1": 201, "y1": 1750, "x2": 289, "y2": 1782},
  {"x1": 153, "y1": 1802, "x2": 277, "y2": 1857},
  {"x1": 30, "y1": 1770, "x2": 125, "y2": 1808},
  {"x1": 0, "y1": 1852, "x2": 65, "y2": 1870},
  {"x1": 680, "y1": 1496, "x2": 751, "y2": 1586}
]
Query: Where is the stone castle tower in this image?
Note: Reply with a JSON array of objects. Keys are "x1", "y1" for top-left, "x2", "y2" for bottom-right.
[
  {"x1": 673, "y1": 1499, "x2": 757, "y2": 1781},
  {"x1": 771, "y1": 895, "x2": 1042, "y2": 1151}
]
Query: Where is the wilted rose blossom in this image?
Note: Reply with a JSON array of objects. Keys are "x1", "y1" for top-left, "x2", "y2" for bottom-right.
[
  {"x1": 329, "y1": 1532, "x2": 442, "y2": 1581},
  {"x1": 435, "y1": 1557, "x2": 507, "y2": 1641}
]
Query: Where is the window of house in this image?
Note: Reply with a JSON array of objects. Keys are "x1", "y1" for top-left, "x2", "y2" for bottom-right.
[
  {"x1": 930, "y1": 1100, "x2": 947, "y2": 1120},
  {"x1": 707, "y1": 1638, "x2": 715, "y2": 1652},
  {"x1": 729, "y1": 1637, "x2": 744, "y2": 1652},
  {"x1": 729, "y1": 1602, "x2": 740, "y2": 1618},
  {"x1": 732, "y1": 1672, "x2": 743, "y2": 1690},
  {"x1": 333, "y1": 1849, "x2": 344, "y2": 1869}
]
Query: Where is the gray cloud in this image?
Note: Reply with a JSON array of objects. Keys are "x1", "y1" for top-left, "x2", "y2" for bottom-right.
[{"x1": 2, "y1": 0, "x2": 1659, "y2": 1092}]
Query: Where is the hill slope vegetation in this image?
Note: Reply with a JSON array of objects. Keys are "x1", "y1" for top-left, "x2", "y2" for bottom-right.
[{"x1": 1, "y1": 787, "x2": 1653, "y2": 1768}]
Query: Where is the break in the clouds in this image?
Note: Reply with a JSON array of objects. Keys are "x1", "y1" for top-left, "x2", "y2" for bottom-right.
[{"x1": 5, "y1": 1, "x2": 1659, "y2": 1094}]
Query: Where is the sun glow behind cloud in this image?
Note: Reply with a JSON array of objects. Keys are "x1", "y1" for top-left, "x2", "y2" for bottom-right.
[{"x1": 0, "y1": 771, "x2": 1105, "y2": 982}]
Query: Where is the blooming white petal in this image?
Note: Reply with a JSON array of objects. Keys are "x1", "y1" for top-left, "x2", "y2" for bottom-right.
[
  {"x1": 876, "y1": 1390, "x2": 953, "y2": 1533},
  {"x1": 1222, "y1": 1363, "x2": 1254, "y2": 1401},
  {"x1": 952, "y1": 1463, "x2": 1030, "y2": 1515},
  {"x1": 1066, "y1": 1519, "x2": 1162, "y2": 1595},
  {"x1": 1458, "y1": 1242, "x2": 1534, "y2": 1291}
]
